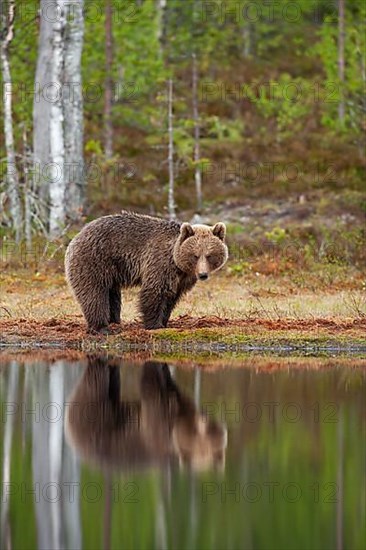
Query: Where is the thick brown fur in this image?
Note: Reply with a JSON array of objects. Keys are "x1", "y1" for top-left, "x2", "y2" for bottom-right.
[
  {"x1": 65, "y1": 357, "x2": 227, "y2": 472},
  {"x1": 65, "y1": 211, "x2": 228, "y2": 332}
]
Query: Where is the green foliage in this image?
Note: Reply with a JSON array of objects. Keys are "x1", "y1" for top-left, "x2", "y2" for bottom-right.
[
  {"x1": 206, "y1": 116, "x2": 244, "y2": 142},
  {"x1": 228, "y1": 260, "x2": 250, "y2": 275},
  {"x1": 0, "y1": 0, "x2": 38, "y2": 142},
  {"x1": 265, "y1": 227, "x2": 287, "y2": 245},
  {"x1": 226, "y1": 223, "x2": 244, "y2": 236},
  {"x1": 85, "y1": 139, "x2": 103, "y2": 155},
  {"x1": 248, "y1": 75, "x2": 312, "y2": 138},
  {"x1": 82, "y1": 1, "x2": 165, "y2": 132},
  {"x1": 312, "y1": 2, "x2": 366, "y2": 133}
]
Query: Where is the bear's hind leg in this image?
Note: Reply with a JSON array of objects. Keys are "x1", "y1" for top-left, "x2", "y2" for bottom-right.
[
  {"x1": 78, "y1": 287, "x2": 110, "y2": 333},
  {"x1": 109, "y1": 284, "x2": 122, "y2": 324}
]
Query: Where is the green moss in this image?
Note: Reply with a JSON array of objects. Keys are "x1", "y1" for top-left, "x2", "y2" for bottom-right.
[{"x1": 73, "y1": 328, "x2": 366, "y2": 357}]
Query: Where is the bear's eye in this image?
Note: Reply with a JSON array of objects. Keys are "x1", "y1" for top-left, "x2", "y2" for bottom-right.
[{"x1": 194, "y1": 254, "x2": 199, "y2": 260}]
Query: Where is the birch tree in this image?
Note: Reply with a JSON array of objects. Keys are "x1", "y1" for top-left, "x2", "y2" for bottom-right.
[
  {"x1": 64, "y1": 0, "x2": 85, "y2": 220},
  {"x1": 0, "y1": 0, "x2": 22, "y2": 242},
  {"x1": 192, "y1": 53, "x2": 202, "y2": 214},
  {"x1": 22, "y1": 125, "x2": 33, "y2": 248},
  {"x1": 167, "y1": 78, "x2": 176, "y2": 220},
  {"x1": 33, "y1": 0, "x2": 85, "y2": 236},
  {"x1": 33, "y1": 1, "x2": 52, "y2": 215},
  {"x1": 48, "y1": 0, "x2": 66, "y2": 237}
]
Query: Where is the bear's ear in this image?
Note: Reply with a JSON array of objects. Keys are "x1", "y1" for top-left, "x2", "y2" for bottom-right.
[
  {"x1": 180, "y1": 223, "x2": 195, "y2": 242},
  {"x1": 212, "y1": 223, "x2": 226, "y2": 241}
]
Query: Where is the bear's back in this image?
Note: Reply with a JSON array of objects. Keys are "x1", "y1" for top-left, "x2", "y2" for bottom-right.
[
  {"x1": 66, "y1": 211, "x2": 181, "y2": 267},
  {"x1": 72, "y1": 211, "x2": 180, "y2": 251}
]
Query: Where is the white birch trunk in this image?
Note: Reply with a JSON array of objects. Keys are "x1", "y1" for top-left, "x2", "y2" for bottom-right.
[
  {"x1": 22, "y1": 125, "x2": 32, "y2": 248},
  {"x1": 192, "y1": 53, "x2": 202, "y2": 214},
  {"x1": 64, "y1": 0, "x2": 85, "y2": 220},
  {"x1": 34, "y1": 0, "x2": 85, "y2": 234},
  {"x1": 24, "y1": 171, "x2": 32, "y2": 249},
  {"x1": 167, "y1": 78, "x2": 176, "y2": 220},
  {"x1": 33, "y1": 0, "x2": 54, "y2": 215},
  {"x1": 0, "y1": 0, "x2": 22, "y2": 242},
  {"x1": 49, "y1": 1, "x2": 66, "y2": 237}
]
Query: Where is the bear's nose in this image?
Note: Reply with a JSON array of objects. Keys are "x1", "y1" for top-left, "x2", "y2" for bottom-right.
[{"x1": 198, "y1": 273, "x2": 208, "y2": 281}]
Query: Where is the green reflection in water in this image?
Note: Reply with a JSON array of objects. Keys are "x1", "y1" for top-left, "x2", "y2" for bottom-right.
[{"x1": 0, "y1": 355, "x2": 365, "y2": 550}]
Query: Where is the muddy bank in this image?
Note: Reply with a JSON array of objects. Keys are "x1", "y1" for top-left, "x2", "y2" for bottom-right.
[{"x1": 0, "y1": 315, "x2": 365, "y2": 355}]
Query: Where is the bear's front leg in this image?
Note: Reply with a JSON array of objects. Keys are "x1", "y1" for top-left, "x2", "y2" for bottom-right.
[
  {"x1": 139, "y1": 283, "x2": 174, "y2": 330},
  {"x1": 161, "y1": 294, "x2": 181, "y2": 327},
  {"x1": 109, "y1": 284, "x2": 122, "y2": 324}
]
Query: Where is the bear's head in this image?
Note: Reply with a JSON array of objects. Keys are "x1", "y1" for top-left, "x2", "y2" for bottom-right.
[{"x1": 173, "y1": 222, "x2": 228, "y2": 280}]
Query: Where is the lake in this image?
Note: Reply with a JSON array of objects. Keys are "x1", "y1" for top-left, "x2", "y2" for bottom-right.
[{"x1": 0, "y1": 353, "x2": 365, "y2": 550}]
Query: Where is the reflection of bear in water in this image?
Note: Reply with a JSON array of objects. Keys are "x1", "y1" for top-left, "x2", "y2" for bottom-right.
[{"x1": 65, "y1": 357, "x2": 227, "y2": 472}]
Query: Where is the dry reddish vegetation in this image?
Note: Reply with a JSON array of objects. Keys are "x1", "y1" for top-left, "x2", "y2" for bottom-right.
[{"x1": 0, "y1": 315, "x2": 365, "y2": 350}]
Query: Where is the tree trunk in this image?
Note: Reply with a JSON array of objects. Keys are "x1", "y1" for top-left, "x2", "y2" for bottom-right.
[
  {"x1": 338, "y1": 0, "x2": 345, "y2": 124},
  {"x1": 167, "y1": 78, "x2": 176, "y2": 220},
  {"x1": 34, "y1": 0, "x2": 85, "y2": 236},
  {"x1": 0, "y1": 0, "x2": 22, "y2": 242},
  {"x1": 64, "y1": 0, "x2": 85, "y2": 220},
  {"x1": 48, "y1": 0, "x2": 66, "y2": 237},
  {"x1": 104, "y1": 0, "x2": 113, "y2": 159},
  {"x1": 157, "y1": 0, "x2": 167, "y2": 51},
  {"x1": 242, "y1": 24, "x2": 251, "y2": 58},
  {"x1": 33, "y1": 0, "x2": 54, "y2": 216},
  {"x1": 22, "y1": 125, "x2": 32, "y2": 249},
  {"x1": 192, "y1": 53, "x2": 202, "y2": 214}
]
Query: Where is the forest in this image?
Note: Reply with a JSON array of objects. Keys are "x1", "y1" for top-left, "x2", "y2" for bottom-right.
[{"x1": 1, "y1": 1, "x2": 365, "y2": 225}]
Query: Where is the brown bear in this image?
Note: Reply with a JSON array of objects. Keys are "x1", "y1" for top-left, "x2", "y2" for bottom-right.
[
  {"x1": 65, "y1": 211, "x2": 228, "y2": 333},
  {"x1": 65, "y1": 356, "x2": 227, "y2": 472}
]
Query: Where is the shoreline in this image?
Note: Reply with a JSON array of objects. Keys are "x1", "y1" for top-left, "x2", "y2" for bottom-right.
[{"x1": 1, "y1": 315, "x2": 365, "y2": 358}]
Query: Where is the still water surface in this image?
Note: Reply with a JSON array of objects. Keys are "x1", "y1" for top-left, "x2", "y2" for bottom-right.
[{"x1": 0, "y1": 354, "x2": 365, "y2": 550}]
